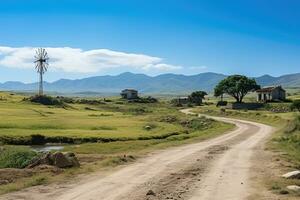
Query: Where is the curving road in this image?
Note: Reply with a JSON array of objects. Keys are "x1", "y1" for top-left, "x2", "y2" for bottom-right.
[{"x1": 1, "y1": 109, "x2": 274, "y2": 200}]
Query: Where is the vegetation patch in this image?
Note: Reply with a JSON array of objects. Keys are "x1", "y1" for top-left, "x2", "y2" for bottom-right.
[
  {"x1": 0, "y1": 146, "x2": 38, "y2": 169},
  {"x1": 26, "y1": 95, "x2": 64, "y2": 106},
  {"x1": 274, "y1": 115, "x2": 300, "y2": 164},
  {"x1": 264, "y1": 103, "x2": 292, "y2": 113},
  {"x1": 180, "y1": 117, "x2": 214, "y2": 130},
  {"x1": 128, "y1": 96, "x2": 158, "y2": 103}
]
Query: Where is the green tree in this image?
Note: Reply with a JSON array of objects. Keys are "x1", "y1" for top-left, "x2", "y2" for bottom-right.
[
  {"x1": 290, "y1": 100, "x2": 300, "y2": 112},
  {"x1": 214, "y1": 75, "x2": 260, "y2": 103},
  {"x1": 189, "y1": 91, "x2": 207, "y2": 105}
]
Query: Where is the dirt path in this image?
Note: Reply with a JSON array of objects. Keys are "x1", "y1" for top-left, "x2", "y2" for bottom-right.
[{"x1": 1, "y1": 109, "x2": 274, "y2": 200}]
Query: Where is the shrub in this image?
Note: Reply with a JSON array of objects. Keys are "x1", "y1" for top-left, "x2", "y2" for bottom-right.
[
  {"x1": 30, "y1": 134, "x2": 46, "y2": 145},
  {"x1": 56, "y1": 96, "x2": 75, "y2": 103},
  {"x1": 128, "y1": 96, "x2": 158, "y2": 103},
  {"x1": 170, "y1": 99, "x2": 183, "y2": 107},
  {"x1": 27, "y1": 95, "x2": 64, "y2": 106},
  {"x1": 180, "y1": 117, "x2": 213, "y2": 130},
  {"x1": 128, "y1": 107, "x2": 150, "y2": 115},
  {"x1": 0, "y1": 146, "x2": 38, "y2": 168},
  {"x1": 284, "y1": 116, "x2": 300, "y2": 133},
  {"x1": 75, "y1": 99, "x2": 104, "y2": 105},
  {"x1": 216, "y1": 101, "x2": 228, "y2": 107},
  {"x1": 291, "y1": 100, "x2": 300, "y2": 112}
]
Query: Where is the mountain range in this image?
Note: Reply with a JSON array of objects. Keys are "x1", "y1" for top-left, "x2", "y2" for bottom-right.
[{"x1": 0, "y1": 72, "x2": 300, "y2": 94}]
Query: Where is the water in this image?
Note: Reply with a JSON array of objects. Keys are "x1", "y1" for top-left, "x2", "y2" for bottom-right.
[{"x1": 30, "y1": 144, "x2": 64, "y2": 152}]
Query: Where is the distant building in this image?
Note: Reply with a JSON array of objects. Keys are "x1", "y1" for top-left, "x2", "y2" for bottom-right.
[
  {"x1": 256, "y1": 86, "x2": 286, "y2": 102},
  {"x1": 120, "y1": 89, "x2": 138, "y2": 99}
]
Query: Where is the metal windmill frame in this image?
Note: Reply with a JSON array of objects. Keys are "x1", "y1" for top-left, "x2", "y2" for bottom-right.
[{"x1": 34, "y1": 48, "x2": 49, "y2": 95}]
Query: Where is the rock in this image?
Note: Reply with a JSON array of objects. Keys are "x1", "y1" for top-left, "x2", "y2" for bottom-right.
[
  {"x1": 146, "y1": 190, "x2": 156, "y2": 196},
  {"x1": 287, "y1": 185, "x2": 300, "y2": 192},
  {"x1": 28, "y1": 152, "x2": 80, "y2": 169},
  {"x1": 27, "y1": 152, "x2": 53, "y2": 168},
  {"x1": 279, "y1": 190, "x2": 289, "y2": 195},
  {"x1": 64, "y1": 152, "x2": 80, "y2": 167},
  {"x1": 144, "y1": 125, "x2": 152, "y2": 130},
  {"x1": 53, "y1": 152, "x2": 73, "y2": 168},
  {"x1": 282, "y1": 170, "x2": 300, "y2": 179},
  {"x1": 0, "y1": 180, "x2": 10, "y2": 185}
]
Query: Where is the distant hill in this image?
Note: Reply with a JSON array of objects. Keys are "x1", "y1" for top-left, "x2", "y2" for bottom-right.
[{"x1": 0, "y1": 72, "x2": 299, "y2": 94}]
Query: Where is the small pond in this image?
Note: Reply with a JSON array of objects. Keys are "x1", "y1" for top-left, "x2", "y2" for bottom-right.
[{"x1": 30, "y1": 144, "x2": 65, "y2": 152}]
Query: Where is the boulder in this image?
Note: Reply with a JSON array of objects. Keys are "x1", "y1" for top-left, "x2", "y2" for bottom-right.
[
  {"x1": 53, "y1": 152, "x2": 73, "y2": 168},
  {"x1": 146, "y1": 190, "x2": 156, "y2": 196},
  {"x1": 64, "y1": 152, "x2": 80, "y2": 167},
  {"x1": 282, "y1": 170, "x2": 300, "y2": 179},
  {"x1": 27, "y1": 152, "x2": 80, "y2": 169},
  {"x1": 27, "y1": 152, "x2": 53, "y2": 168},
  {"x1": 287, "y1": 185, "x2": 300, "y2": 192}
]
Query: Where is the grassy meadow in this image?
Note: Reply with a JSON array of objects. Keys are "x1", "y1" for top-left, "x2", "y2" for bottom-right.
[{"x1": 0, "y1": 91, "x2": 234, "y2": 194}]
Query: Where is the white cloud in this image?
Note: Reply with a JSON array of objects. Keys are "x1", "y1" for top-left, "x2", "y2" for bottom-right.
[
  {"x1": 188, "y1": 65, "x2": 208, "y2": 70},
  {"x1": 143, "y1": 63, "x2": 182, "y2": 71},
  {"x1": 0, "y1": 46, "x2": 181, "y2": 73}
]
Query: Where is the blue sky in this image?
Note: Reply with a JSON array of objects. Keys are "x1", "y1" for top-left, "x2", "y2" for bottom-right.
[{"x1": 0, "y1": 0, "x2": 299, "y2": 82}]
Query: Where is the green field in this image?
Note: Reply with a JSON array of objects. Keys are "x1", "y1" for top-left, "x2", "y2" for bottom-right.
[
  {"x1": 0, "y1": 93, "x2": 179, "y2": 140},
  {"x1": 0, "y1": 91, "x2": 234, "y2": 194}
]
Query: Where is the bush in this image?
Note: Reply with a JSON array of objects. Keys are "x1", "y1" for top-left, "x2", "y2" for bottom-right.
[
  {"x1": 180, "y1": 117, "x2": 213, "y2": 130},
  {"x1": 0, "y1": 146, "x2": 38, "y2": 168},
  {"x1": 284, "y1": 116, "x2": 300, "y2": 133},
  {"x1": 28, "y1": 95, "x2": 64, "y2": 106},
  {"x1": 75, "y1": 99, "x2": 105, "y2": 105},
  {"x1": 128, "y1": 96, "x2": 158, "y2": 103},
  {"x1": 56, "y1": 96, "x2": 75, "y2": 103},
  {"x1": 30, "y1": 134, "x2": 46, "y2": 145},
  {"x1": 264, "y1": 103, "x2": 291, "y2": 113},
  {"x1": 216, "y1": 101, "x2": 228, "y2": 107},
  {"x1": 170, "y1": 99, "x2": 183, "y2": 107},
  {"x1": 291, "y1": 100, "x2": 300, "y2": 112}
]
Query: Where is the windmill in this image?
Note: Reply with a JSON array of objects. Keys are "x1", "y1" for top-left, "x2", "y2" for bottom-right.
[{"x1": 34, "y1": 48, "x2": 49, "y2": 96}]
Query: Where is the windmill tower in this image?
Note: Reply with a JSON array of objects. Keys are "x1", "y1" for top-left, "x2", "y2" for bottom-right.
[{"x1": 34, "y1": 48, "x2": 49, "y2": 96}]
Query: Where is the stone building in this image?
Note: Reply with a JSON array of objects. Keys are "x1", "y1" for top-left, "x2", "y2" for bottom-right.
[
  {"x1": 120, "y1": 89, "x2": 138, "y2": 99},
  {"x1": 256, "y1": 86, "x2": 286, "y2": 102}
]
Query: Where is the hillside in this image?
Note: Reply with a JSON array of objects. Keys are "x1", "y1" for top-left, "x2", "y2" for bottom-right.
[{"x1": 0, "y1": 72, "x2": 299, "y2": 94}]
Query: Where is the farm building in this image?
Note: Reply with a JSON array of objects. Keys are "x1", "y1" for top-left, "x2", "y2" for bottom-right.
[
  {"x1": 120, "y1": 89, "x2": 138, "y2": 99},
  {"x1": 256, "y1": 86, "x2": 286, "y2": 102}
]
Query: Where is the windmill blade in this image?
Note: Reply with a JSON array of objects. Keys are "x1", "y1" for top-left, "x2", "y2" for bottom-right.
[
  {"x1": 38, "y1": 48, "x2": 43, "y2": 58},
  {"x1": 43, "y1": 51, "x2": 48, "y2": 59}
]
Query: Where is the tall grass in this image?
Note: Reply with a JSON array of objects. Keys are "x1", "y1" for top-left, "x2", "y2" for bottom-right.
[
  {"x1": 275, "y1": 115, "x2": 300, "y2": 164},
  {"x1": 0, "y1": 146, "x2": 37, "y2": 168}
]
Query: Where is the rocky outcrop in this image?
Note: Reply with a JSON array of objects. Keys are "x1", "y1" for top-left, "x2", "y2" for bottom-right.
[
  {"x1": 27, "y1": 152, "x2": 80, "y2": 169},
  {"x1": 282, "y1": 170, "x2": 300, "y2": 179},
  {"x1": 287, "y1": 185, "x2": 300, "y2": 192}
]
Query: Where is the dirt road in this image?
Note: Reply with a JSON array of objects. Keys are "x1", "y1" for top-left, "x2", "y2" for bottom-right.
[{"x1": 1, "y1": 109, "x2": 274, "y2": 200}]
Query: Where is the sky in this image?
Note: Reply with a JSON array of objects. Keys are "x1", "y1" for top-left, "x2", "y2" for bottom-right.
[{"x1": 0, "y1": 0, "x2": 299, "y2": 83}]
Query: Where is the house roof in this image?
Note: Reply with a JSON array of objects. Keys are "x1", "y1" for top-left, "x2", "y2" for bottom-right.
[{"x1": 256, "y1": 86, "x2": 285, "y2": 93}]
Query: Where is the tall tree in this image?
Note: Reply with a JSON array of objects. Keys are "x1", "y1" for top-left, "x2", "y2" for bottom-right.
[
  {"x1": 189, "y1": 91, "x2": 207, "y2": 105},
  {"x1": 214, "y1": 75, "x2": 260, "y2": 103}
]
